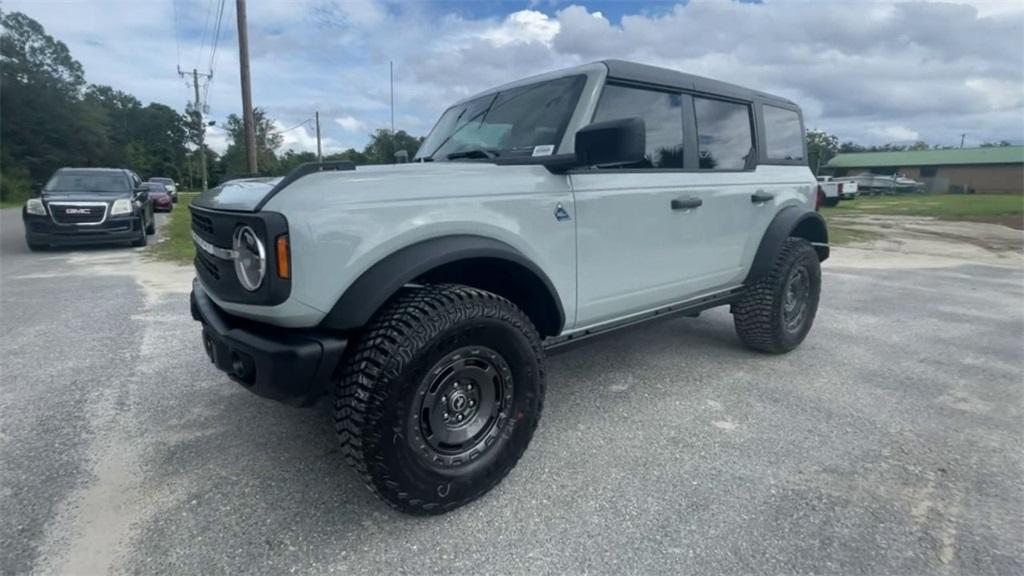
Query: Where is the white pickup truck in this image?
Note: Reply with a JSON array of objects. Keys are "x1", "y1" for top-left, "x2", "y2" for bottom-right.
[
  {"x1": 189, "y1": 60, "x2": 828, "y2": 514},
  {"x1": 816, "y1": 175, "x2": 858, "y2": 206}
]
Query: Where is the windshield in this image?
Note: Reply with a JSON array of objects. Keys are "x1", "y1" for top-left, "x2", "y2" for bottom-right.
[
  {"x1": 45, "y1": 172, "x2": 129, "y2": 193},
  {"x1": 150, "y1": 178, "x2": 173, "y2": 184},
  {"x1": 416, "y1": 75, "x2": 586, "y2": 161}
]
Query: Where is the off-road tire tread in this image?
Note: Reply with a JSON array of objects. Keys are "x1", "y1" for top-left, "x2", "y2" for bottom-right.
[
  {"x1": 335, "y1": 284, "x2": 545, "y2": 514},
  {"x1": 733, "y1": 237, "x2": 818, "y2": 354}
]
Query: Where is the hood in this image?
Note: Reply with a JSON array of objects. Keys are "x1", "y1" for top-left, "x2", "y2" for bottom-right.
[
  {"x1": 41, "y1": 190, "x2": 130, "y2": 203},
  {"x1": 191, "y1": 177, "x2": 283, "y2": 212},
  {"x1": 191, "y1": 163, "x2": 534, "y2": 212},
  {"x1": 265, "y1": 161, "x2": 565, "y2": 211}
]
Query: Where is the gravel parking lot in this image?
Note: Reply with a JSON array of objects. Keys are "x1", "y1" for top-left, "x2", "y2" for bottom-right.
[{"x1": 1, "y1": 207, "x2": 1022, "y2": 575}]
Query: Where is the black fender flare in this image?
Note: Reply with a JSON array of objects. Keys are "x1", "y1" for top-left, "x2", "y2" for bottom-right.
[
  {"x1": 320, "y1": 235, "x2": 566, "y2": 333},
  {"x1": 745, "y1": 207, "x2": 829, "y2": 284}
]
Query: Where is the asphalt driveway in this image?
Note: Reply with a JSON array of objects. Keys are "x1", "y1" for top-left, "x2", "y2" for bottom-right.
[{"x1": 1, "y1": 206, "x2": 1021, "y2": 575}]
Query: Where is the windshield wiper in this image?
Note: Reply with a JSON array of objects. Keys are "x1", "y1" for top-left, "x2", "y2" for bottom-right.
[{"x1": 445, "y1": 149, "x2": 500, "y2": 160}]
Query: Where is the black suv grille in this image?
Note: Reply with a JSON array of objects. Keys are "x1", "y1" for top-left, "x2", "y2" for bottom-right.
[{"x1": 50, "y1": 203, "x2": 107, "y2": 224}]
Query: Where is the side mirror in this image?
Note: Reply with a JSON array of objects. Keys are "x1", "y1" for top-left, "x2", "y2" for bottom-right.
[
  {"x1": 574, "y1": 117, "x2": 646, "y2": 168},
  {"x1": 137, "y1": 183, "x2": 150, "y2": 193}
]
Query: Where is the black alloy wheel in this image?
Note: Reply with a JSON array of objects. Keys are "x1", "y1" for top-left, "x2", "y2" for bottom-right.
[
  {"x1": 782, "y1": 264, "x2": 811, "y2": 334},
  {"x1": 411, "y1": 346, "x2": 514, "y2": 468}
]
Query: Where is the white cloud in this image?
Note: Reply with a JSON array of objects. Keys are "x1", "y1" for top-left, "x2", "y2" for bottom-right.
[
  {"x1": 205, "y1": 125, "x2": 230, "y2": 155},
  {"x1": 868, "y1": 125, "x2": 921, "y2": 142},
  {"x1": 335, "y1": 115, "x2": 368, "y2": 133},
  {"x1": 479, "y1": 10, "x2": 560, "y2": 47},
  {"x1": 274, "y1": 120, "x2": 329, "y2": 154},
  {"x1": 965, "y1": 77, "x2": 1024, "y2": 110}
]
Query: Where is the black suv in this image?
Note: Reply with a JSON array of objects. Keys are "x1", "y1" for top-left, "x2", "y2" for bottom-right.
[{"x1": 23, "y1": 168, "x2": 156, "y2": 250}]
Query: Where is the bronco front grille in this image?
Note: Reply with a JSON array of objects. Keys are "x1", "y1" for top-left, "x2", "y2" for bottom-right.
[
  {"x1": 189, "y1": 205, "x2": 290, "y2": 306},
  {"x1": 191, "y1": 211, "x2": 214, "y2": 235},
  {"x1": 49, "y1": 202, "x2": 107, "y2": 225}
]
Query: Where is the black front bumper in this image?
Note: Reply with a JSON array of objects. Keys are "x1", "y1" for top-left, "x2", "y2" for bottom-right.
[
  {"x1": 24, "y1": 213, "x2": 141, "y2": 246},
  {"x1": 190, "y1": 280, "x2": 347, "y2": 406}
]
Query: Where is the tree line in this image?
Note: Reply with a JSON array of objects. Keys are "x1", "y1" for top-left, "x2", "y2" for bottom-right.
[{"x1": 0, "y1": 11, "x2": 423, "y2": 203}]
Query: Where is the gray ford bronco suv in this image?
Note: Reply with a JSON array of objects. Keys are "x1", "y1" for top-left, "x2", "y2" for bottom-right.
[{"x1": 189, "y1": 60, "x2": 827, "y2": 514}]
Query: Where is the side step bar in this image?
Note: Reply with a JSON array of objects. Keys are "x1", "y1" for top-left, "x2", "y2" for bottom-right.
[{"x1": 543, "y1": 286, "x2": 745, "y2": 352}]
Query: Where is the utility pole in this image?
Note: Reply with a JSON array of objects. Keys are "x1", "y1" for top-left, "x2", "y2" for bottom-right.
[
  {"x1": 180, "y1": 67, "x2": 212, "y2": 190},
  {"x1": 236, "y1": 0, "x2": 258, "y2": 174},
  {"x1": 315, "y1": 111, "x2": 322, "y2": 162},
  {"x1": 193, "y1": 69, "x2": 209, "y2": 191},
  {"x1": 960, "y1": 133, "x2": 966, "y2": 149},
  {"x1": 390, "y1": 61, "x2": 395, "y2": 163},
  {"x1": 390, "y1": 61, "x2": 395, "y2": 135}
]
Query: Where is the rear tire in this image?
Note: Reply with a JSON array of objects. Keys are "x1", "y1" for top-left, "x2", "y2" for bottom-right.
[
  {"x1": 733, "y1": 237, "x2": 821, "y2": 354},
  {"x1": 335, "y1": 284, "x2": 545, "y2": 515}
]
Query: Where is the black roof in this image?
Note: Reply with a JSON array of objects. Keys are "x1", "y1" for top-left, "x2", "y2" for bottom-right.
[{"x1": 602, "y1": 59, "x2": 797, "y2": 108}]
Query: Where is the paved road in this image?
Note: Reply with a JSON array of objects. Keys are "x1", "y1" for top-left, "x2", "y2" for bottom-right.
[{"x1": 2, "y1": 206, "x2": 1022, "y2": 575}]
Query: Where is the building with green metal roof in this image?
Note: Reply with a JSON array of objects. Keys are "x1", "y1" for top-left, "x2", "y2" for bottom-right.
[{"x1": 826, "y1": 146, "x2": 1023, "y2": 194}]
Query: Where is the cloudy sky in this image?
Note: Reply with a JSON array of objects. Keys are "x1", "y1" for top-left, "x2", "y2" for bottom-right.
[{"x1": 9, "y1": 0, "x2": 1023, "y2": 154}]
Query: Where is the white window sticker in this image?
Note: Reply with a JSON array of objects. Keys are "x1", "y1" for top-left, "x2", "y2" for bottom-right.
[{"x1": 532, "y1": 145, "x2": 555, "y2": 157}]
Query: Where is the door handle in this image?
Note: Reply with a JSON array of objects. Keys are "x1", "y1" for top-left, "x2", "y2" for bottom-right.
[
  {"x1": 751, "y1": 191, "x2": 774, "y2": 203},
  {"x1": 671, "y1": 197, "x2": 703, "y2": 210}
]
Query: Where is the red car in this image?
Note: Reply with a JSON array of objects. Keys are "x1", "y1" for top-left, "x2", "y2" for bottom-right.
[{"x1": 148, "y1": 182, "x2": 174, "y2": 212}]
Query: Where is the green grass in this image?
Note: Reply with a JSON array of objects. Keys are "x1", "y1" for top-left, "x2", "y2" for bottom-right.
[
  {"x1": 0, "y1": 199, "x2": 24, "y2": 209},
  {"x1": 150, "y1": 193, "x2": 199, "y2": 264},
  {"x1": 822, "y1": 194, "x2": 1023, "y2": 228}
]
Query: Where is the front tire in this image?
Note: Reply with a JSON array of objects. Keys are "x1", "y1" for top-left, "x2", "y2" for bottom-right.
[
  {"x1": 823, "y1": 196, "x2": 840, "y2": 207},
  {"x1": 131, "y1": 221, "x2": 148, "y2": 247},
  {"x1": 335, "y1": 284, "x2": 545, "y2": 515},
  {"x1": 733, "y1": 237, "x2": 821, "y2": 354}
]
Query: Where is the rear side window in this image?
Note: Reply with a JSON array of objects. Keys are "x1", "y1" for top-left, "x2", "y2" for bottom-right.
[
  {"x1": 763, "y1": 105, "x2": 804, "y2": 161},
  {"x1": 694, "y1": 97, "x2": 754, "y2": 170},
  {"x1": 592, "y1": 84, "x2": 684, "y2": 169}
]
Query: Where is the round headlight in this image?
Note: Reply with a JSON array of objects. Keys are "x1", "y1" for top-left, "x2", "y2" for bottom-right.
[{"x1": 233, "y1": 225, "x2": 266, "y2": 291}]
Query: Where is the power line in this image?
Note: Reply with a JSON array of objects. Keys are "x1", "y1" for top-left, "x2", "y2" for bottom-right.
[
  {"x1": 270, "y1": 118, "x2": 314, "y2": 135},
  {"x1": 196, "y1": 0, "x2": 216, "y2": 70},
  {"x1": 207, "y1": 0, "x2": 226, "y2": 75},
  {"x1": 200, "y1": 0, "x2": 227, "y2": 114},
  {"x1": 172, "y1": 0, "x2": 182, "y2": 70}
]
